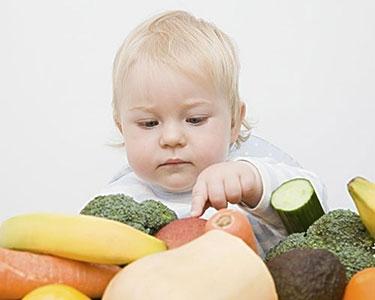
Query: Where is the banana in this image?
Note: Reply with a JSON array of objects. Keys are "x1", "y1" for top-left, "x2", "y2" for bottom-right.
[
  {"x1": 348, "y1": 176, "x2": 375, "y2": 239},
  {"x1": 0, "y1": 213, "x2": 167, "y2": 265}
]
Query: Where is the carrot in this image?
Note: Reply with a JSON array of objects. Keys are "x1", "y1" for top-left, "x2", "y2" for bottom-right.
[
  {"x1": 205, "y1": 208, "x2": 258, "y2": 254},
  {"x1": 0, "y1": 247, "x2": 121, "y2": 299}
]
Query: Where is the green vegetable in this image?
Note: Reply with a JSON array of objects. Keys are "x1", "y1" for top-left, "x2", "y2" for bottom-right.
[
  {"x1": 80, "y1": 194, "x2": 178, "y2": 235},
  {"x1": 139, "y1": 200, "x2": 178, "y2": 235},
  {"x1": 265, "y1": 209, "x2": 375, "y2": 279},
  {"x1": 271, "y1": 178, "x2": 325, "y2": 233}
]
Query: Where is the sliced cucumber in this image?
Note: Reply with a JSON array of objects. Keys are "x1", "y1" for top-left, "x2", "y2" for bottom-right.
[{"x1": 271, "y1": 178, "x2": 325, "y2": 234}]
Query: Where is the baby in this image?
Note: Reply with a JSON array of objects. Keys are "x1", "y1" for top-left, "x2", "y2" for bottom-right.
[{"x1": 99, "y1": 10, "x2": 326, "y2": 256}]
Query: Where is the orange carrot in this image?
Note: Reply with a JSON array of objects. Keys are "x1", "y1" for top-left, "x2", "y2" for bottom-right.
[
  {"x1": 0, "y1": 247, "x2": 121, "y2": 299},
  {"x1": 205, "y1": 208, "x2": 258, "y2": 254}
]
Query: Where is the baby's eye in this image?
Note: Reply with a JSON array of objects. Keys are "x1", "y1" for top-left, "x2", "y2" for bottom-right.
[
  {"x1": 138, "y1": 120, "x2": 159, "y2": 128},
  {"x1": 186, "y1": 116, "x2": 207, "y2": 125}
]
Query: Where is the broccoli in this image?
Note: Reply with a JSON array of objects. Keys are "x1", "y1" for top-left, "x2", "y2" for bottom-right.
[
  {"x1": 80, "y1": 194, "x2": 178, "y2": 234},
  {"x1": 140, "y1": 200, "x2": 179, "y2": 235},
  {"x1": 266, "y1": 232, "x2": 308, "y2": 259},
  {"x1": 265, "y1": 209, "x2": 375, "y2": 279}
]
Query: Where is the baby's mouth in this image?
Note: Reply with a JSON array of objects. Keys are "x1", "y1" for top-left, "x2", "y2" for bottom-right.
[{"x1": 159, "y1": 159, "x2": 191, "y2": 167}]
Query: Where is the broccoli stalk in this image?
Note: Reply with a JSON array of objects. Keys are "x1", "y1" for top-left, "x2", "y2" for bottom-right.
[
  {"x1": 265, "y1": 209, "x2": 375, "y2": 279},
  {"x1": 80, "y1": 194, "x2": 177, "y2": 235}
]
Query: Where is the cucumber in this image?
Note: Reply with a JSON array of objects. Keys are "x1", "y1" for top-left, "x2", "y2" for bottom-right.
[{"x1": 270, "y1": 178, "x2": 325, "y2": 234}]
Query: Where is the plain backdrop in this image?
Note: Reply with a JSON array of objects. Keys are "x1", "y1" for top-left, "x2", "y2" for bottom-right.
[{"x1": 1, "y1": 0, "x2": 374, "y2": 222}]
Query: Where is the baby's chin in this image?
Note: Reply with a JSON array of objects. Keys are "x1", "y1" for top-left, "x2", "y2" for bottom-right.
[{"x1": 154, "y1": 178, "x2": 195, "y2": 193}]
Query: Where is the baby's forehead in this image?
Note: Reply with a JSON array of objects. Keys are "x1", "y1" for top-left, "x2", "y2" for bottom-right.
[{"x1": 123, "y1": 60, "x2": 221, "y2": 101}]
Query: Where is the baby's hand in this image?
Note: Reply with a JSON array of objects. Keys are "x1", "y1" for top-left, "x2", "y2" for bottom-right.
[{"x1": 190, "y1": 161, "x2": 263, "y2": 217}]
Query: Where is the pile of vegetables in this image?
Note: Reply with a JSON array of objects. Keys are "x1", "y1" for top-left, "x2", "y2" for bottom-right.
[
  {"x1": 266, "y1": 209, "x2": 375, "y2": 279},
  {"x1": 0, "y1": 193, "x2": 270, "y2": 299},
  {"x1": 263, "y1": 176, "x2": 375, "y2": 299},
  {"x1": 1, "y1": 175, "x2": 375, "y2": 299},
  {"x1": 0, "y1": 196, "x2": 176, "y2": 299}
]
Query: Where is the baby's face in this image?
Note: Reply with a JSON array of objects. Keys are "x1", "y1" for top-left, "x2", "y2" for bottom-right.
[{"x1": 118, "y1": 63, "x2": 239, "y2": 192}]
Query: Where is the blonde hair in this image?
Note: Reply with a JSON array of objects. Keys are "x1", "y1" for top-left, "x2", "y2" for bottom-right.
[{"x1": 112, "y1": 10, "x2": 251, "y2": 146}]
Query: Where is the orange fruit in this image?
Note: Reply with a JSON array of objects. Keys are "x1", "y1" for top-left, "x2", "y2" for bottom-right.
[{"x1": 343, "y1": 267, "x2": 375, "y2": 300}]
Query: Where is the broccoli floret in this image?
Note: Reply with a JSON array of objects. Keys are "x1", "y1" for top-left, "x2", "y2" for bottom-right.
[
  {"x1": 80, "y1": 194, "x2": 177, "y2": 234},
  {"x1": 80, "y1": 194, "x2": 148, "y2": 232},
  {"x1": 265, "y1": 209, "x2": 375, "y2": 279},
  {"x1": 266, "y1": 232, "x2": 309, "y2": 260},
  {"x1": 140, "y1": 200, "x2": 178, "y2": 235},
  {"x1": 306, "y1": 209, "x2": 374, "y2": 248}
]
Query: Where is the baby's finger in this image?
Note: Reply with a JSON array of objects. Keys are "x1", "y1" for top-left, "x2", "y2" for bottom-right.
[
  {"x1": 191, "y1": 180, "x2": 208, "y2": 217},
  {"x1": 240, "y1": 173, "x2": 254, "y2": 202},
  {"x1": 207, "y1": 179, "x2": 227, "y2": 210},
  {"x1": 224, "y1": 176, "x2": 242, "y2": 204}
]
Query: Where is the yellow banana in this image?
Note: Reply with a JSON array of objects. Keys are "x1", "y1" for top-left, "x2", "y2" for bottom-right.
[
  {"x1": 348, "y1": 176, "x2": 375, "y2": 239},
  {"x1": 0, "y1": 213, "x2": 166, "y2": 265}
]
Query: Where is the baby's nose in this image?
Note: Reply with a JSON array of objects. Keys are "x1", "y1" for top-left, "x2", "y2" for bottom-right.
[{"x1": 159, "y1": 123, "x2": 187, "y2": 148}]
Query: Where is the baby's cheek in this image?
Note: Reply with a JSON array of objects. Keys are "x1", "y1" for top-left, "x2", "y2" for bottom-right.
[
  {"x1": 199, "y1": 139, "x2": 229, "y2": 165},
  {"x1": 126, "y1": 147, "x2": 153, "y2": 175}
]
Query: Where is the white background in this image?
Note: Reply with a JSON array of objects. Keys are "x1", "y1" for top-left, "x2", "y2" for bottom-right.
[{"x1": 1, "y1": 0, "x2": 374, "y2": 222}]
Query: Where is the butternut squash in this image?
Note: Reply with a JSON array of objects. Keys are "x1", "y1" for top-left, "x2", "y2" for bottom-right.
[{"x1": 103, "y1": 230, "x2": 278, "y2": 300}]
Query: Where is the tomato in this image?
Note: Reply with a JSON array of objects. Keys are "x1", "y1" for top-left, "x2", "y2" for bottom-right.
[
  {"x1": 22, "y1": 284, "x2": 90, "y2": 300},
  {"x1": 205, "y1": 208, "x2": 258, "y2": 254}
]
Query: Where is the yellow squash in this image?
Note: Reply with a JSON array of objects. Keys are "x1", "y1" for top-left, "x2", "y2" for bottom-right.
[
  {"x1": 0, "y1": 213, "x2": 166, "y2": 264},
  {"x1": 103, "y1": 230, "x2": 278, "y2": 300},
  {"x1": 348, "y1": 177, "x2": 375, "y2": 239}
]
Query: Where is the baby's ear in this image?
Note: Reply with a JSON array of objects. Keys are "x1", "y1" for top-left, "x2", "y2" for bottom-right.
[{"x1": 230, "y1": 102, "x2": 246, "y2": 143}]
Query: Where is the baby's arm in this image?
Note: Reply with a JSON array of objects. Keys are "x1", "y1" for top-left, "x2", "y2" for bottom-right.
[
  {"x1": 191, "y1": 157, "x2": 326, "y2": 227},
  {"x1": 191, "y1": 157, "x2": 327, "y2": 255},
  {"x1": 235, "y1": 157, "x2": 327, "y2": 228}
]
